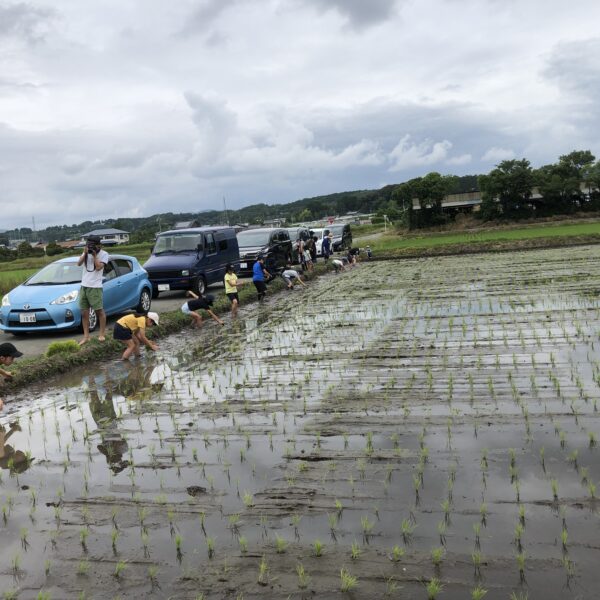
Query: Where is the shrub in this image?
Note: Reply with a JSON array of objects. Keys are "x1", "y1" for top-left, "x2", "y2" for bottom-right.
[{"x1": 46, "y1": 340, "x2": 80, "y2": 358}]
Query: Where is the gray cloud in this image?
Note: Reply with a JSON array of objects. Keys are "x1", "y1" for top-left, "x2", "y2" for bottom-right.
[
  {"x1": 179, "y1": 0, "x2": 239, "y2": 36},
  {"x1": 543, "y1": 37, "x2": 600, "y2": 101},
  {"x1": 0, "y1": 2, "x2": 56, "y2": 42},
  {"x1": 298, "y1": 0, "x2": 400, "y2": 30}
]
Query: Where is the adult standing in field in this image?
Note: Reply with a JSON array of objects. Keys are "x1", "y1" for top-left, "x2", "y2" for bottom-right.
[
  {"x1": 308, "y1": 235, "x2": 318, "y2": 266},
  {"x1": 253, "y1": 255, "x2": 271, "y2": 302},
  {"x1": 77, "y1": 234, "x2": 109, "y2": 345},
  {"x1": 322, "y1": 232, "x2": 332, "y2": 262},
  {"x1": 0, "y1": 343, "x2": 23, "y2": 412},
  {"x1": 295, "y1": 238, "x2": 306, "y2": 271},
  {"x1": 224, "y1": 264, "x2": 242, "y2": 317}
]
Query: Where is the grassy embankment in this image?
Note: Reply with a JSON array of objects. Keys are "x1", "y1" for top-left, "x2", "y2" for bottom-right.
[{"x1": 369, "y1": 220, "x2": 600, "y2": 257}]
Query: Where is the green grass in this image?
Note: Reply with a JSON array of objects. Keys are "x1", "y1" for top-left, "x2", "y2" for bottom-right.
[
  {"x1": 371, "y1": 221, "x2": 600, "y2": 253},
  {"x1": 0, "y1": 270, "x2": 38, "y2": 297}
]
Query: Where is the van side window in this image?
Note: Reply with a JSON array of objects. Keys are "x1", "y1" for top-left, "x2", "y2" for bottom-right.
[
  {"x1": 205, "y1": 233, "x2": 217, "y2": 255},
  {"x1": 218, "y1": 239, "x2": 228, "y2": 251}
]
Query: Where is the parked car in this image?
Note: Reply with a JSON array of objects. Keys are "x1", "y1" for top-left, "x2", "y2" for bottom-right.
[
  {"x1": 0, "y1": 255, "x2": 152, "y2": 335},
  {"x1": 325, "y1": 224, "x2": 353, "y2": 251},
  {"x1": 143, "y1": 227, "x2": 239, "y2": 297},
  {"x1": 286, "y1": 226, "x2": 313, "y2": 264},
  {"x1": 312, "y1": 228, "x2": 325, "y2": 256},
  {"x1": 237, "y1": 228, "x2": 293, "y2": 276}
]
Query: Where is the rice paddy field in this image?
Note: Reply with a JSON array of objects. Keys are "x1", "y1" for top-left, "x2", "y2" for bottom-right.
[{"x1": 3, "y1": 245, "x2": 600, "y2": 599}]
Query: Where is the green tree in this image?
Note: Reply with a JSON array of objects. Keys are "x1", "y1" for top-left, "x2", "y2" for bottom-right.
[
  {"x1": 46, "y1": 241, "x2": 65, "y2": 256},
  {"x1": 478, "y1": 159, "x2": 535, "y2": 219}
]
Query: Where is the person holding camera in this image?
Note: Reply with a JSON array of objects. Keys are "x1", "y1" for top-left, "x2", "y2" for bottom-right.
[{"x1": 77, "y1": 234, "x2": 109, "y2": 345}]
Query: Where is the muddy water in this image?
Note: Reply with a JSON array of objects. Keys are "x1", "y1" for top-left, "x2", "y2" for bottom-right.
[{"x1": 2, "y1": 246, "x2": 600, "y2": 599}]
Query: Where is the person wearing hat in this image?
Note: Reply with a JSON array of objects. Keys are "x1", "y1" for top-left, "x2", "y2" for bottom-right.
[
  {"x1": 322, "y1": 232, "x2": 332, "y2": 262},
  {"x1": 0, "y1": 343, "x2": 23, "y2": 411},
  {"x1": 77, "y1": 234, "x2": 110, "y2": 345},
  {"x1": 113, "y1": 312, "x2": 160, "y2": 360},
  {"x1": 183, "y1": 290, "x2": 224, "y2": 328}
]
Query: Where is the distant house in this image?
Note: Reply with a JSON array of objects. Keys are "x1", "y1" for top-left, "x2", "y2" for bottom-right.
[
  {"x1": 81, "y1": 228, "x2": 130, "y2": 246},
  {"x1": 58, "y1": 240, "x2": 81, "y2": 250},
  {"x1": 263, "y1": 218, "x2": 286, "y2": 227},
  {"x1": 174, "y1": 220, "x2": 201, "y2": 229}
]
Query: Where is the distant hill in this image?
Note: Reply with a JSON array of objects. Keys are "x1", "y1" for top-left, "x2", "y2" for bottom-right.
[{"x1": 3, "y1": 175, "x2": 481, "y2": 243}]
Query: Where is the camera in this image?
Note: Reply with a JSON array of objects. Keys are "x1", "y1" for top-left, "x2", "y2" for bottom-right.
[{"x1": 86, "y1": 235, "x2": 102, "y2": 254}]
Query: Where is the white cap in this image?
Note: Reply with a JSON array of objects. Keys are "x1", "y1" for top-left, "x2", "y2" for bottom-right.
[{"x1": 147, "y1": 311, "x2": 160, "y2": 326}]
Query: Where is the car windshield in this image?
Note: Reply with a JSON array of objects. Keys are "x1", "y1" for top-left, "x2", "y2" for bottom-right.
[
  {"x1": 153, "y1": 233, "x2": 203, "y2": 254},
  {"x1": 328, "y1": 225, "x2": 345, "y2": 235},
  {"x1": 237, "y1": 231, "x2": 270, "y2": 247},
  {"x1": 26, "y1": 262, "x2": 82, "y2": 285}
]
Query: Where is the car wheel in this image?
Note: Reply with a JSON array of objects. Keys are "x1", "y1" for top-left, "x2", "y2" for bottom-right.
[
  {"x1": 137, "y1": 288, "x2": 152, "y2": 313},
  {"x1": 152, "y1": 288, "x2": 160, "y2": 299},
  {"x1": 194, "y1": 276, "x2": 206, "y2": 296}
]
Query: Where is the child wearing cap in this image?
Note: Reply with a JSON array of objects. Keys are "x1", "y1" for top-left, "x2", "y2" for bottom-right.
[
  {"x1": 0, "y1": 343, "x2": 23, "y2": 411},
  {"x1": 113, "y1": 313, "x2": 159, "y2": 360},
  {"x1": 183, "y1": 291, "x2": 224, "y2": 328},
  {"x1": 224, "y1": 264, "x2": 242, "y2": 317}
]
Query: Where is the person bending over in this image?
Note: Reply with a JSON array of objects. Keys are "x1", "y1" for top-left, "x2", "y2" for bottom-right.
[
  {"x1": 183, "y1": 291, "x2": 224, "y2": 328},
  {"x1": 282, "y1": 264, "x2": 307, "y2": 289},
  {"x1": 0, "y1": 343, "x2": 22, "y2": 412},
  {"x1": 113, "y1": 312, "x2": 159, "y2": 360}
]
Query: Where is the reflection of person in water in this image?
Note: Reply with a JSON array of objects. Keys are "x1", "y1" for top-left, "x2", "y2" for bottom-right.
[
  {"x1": 88, "y1": 377, "x2": 129, "y2": 474},
  {"x1": 0, "y1": 422, "x2": 30, "y2": 474}
]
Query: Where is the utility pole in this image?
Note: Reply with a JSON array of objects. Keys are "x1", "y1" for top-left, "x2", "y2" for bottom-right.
[{"x1": 223, "y1": 196, "x2": 230, "y2": 226}]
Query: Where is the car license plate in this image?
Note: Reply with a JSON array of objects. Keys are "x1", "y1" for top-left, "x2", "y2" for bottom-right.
[
  {"x1": 240, "y1": 262, "x2": 247, "y2": 269},
  {"x1": 20, "y1": 313, "x2": 36, "y2": 323},
  {"x1": 158, "y1": 284, "x2": 170, "y2": 291}
]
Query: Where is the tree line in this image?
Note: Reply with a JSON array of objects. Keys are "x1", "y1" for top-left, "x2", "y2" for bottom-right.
[{"x1": 391, "y1": 150, "x2": 600, "y2": 229}]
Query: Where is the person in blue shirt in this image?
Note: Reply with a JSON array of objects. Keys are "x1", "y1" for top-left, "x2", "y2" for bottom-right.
[{"x1": 253, "y1": 256, "x2": 271, "y2": 301}]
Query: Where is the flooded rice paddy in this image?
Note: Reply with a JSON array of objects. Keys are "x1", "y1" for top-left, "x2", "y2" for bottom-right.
[{"x1": 3, "y1": 245, "x2": 600, "y2": 599}]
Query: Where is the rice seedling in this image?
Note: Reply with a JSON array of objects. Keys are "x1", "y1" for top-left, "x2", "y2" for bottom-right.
[
  {"x1": 206, "y1": 536, "x2": 215, "y2": 558},
  {"x1": 340, "y1": 567, "x2": 358, "y2": 592},
  {"x1": 313, "y1": 539, "x2": 324, "y2": 557},
  {"x1": 113, "y1": 560, "x2": 127, "y2": 579},
  {"x1": 238, "y1": 535, "x2": 248, "y2": 553},
  {"x1": 275, "y1": 534, "x2": 287, "y2": 554},
  {"x1": 350, "y1": 540, "x2": 361, "y2": 559},
  {"x1": 257, "y1": 556, "x2": 269, "y2": 586},
  {"x1": 431, "y1": 546, "x2": 445, "y2": 568},
  {"x1": 471, "y1": 585, "x2": 488, "y2": 600},
  {"x1": 426, "y1": 577, "x2": 443, "y2": 599},
  {"x1": 401, "y1": 518, "x2": 416, "y2": 544},
  {"x1": 296, "y1": 563, "x2": 310, "y2": 589}
]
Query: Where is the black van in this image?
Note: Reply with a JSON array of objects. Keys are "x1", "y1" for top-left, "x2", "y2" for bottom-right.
[
  {"x1": 287, "y1": 226, "x2": 314, "y2": 264},
  {"x1": 324, "y1": 223, "x2": 352, "y2": 251},
  {"x1": 237, "y1": 228, "x2": 293, "y2": 276},
  {"x1": 143, "y1": 227, "x2": 239, "y2": 297}
]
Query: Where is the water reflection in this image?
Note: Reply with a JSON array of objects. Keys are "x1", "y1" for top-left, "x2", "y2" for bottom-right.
[
  {"x1": 0, "y1": 422, "x2": 30, "y2": 474},
  {"x1": 88, "y1": 376, "x2": 129, "y2": 474}
]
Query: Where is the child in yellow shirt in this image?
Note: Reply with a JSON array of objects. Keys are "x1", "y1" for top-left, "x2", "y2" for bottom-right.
[{"x1": 114, "y1": 312, "x2": 159, "y2": 360}]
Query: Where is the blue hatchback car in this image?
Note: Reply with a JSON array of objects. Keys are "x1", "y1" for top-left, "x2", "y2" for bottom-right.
[{"x1": 0, "y1": 255, "x2": 152, "y2": 334}]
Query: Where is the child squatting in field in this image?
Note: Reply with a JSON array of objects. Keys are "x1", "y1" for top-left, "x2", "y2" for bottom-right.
[
  {"x1": 0, "y1": 343, "x2": 23, "y2": 411},
  {"x1": 113, "y1": 312, "x2": 160, "y2": 360},
  {"x1": 183, "y1": 291, "x2": 224, "y2": 328}
]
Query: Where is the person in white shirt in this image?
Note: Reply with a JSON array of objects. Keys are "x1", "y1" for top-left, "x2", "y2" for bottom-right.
[
  {"x1": 77, "y1": 235, "x2": 110, "y2": 345},
  {"x1": 281, "y1": 264, "x2": 307, "y2": 289}
]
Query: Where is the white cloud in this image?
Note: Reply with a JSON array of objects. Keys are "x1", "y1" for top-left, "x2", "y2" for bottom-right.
[
  {"x1": 388, "y1": 135, "x2": 452, "y2": 171},
  {"x1": 481, "y1": 147, "x2": 516, "y2": 162}
]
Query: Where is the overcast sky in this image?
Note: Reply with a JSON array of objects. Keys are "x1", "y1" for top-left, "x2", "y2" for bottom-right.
[{"x1": 1, "y1": 0, "x2": 600, "y2": 230}]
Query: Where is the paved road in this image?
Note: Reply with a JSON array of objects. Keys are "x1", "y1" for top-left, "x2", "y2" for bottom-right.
[{"x1": 0, "y1": 281, "x2": 242, "y2": 358}]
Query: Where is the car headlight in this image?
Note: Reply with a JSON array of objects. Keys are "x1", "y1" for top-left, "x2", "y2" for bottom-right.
[
  {"x1": 50, "y1": 290, "x2": 79, "y2": 305},
  {"x1": 1, "y1": 294, "x2": 9, "y2": 307},
  {"x1": 181, "y1": 270, "x2": 190, "y2": 276}
]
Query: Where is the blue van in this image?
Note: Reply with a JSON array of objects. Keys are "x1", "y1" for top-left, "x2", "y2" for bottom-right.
[{"x1": 143, "y1": 227, "x2": 239, "y2": 297}]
